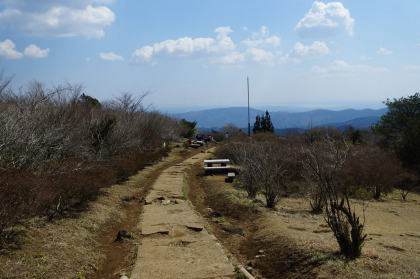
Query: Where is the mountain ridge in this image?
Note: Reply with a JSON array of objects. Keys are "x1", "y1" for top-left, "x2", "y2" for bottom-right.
[{"x1": 171, "y1": 107, "x2": 387, "y2": 130}]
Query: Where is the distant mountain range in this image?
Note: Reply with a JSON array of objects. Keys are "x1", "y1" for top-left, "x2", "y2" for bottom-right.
[{"x1": 171, "y1": 107, "x2": 388, "y2": 132}]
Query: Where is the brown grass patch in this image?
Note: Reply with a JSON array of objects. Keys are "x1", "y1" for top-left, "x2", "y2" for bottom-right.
[
  {"x1": 0, "y1": 144, "x2": 203, "y2": 279},
  {"x1": 186, "y1": 158, "x2": 420, "y2": 279}
]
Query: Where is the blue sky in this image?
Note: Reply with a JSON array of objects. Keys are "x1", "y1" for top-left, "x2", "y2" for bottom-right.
[{"x1": 1, "y1": 0, "x2": 420, "y2": 112}]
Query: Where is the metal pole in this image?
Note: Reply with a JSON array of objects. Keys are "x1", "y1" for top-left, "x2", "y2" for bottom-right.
[{"x1": 247, "y1": 76, "x2": 250, "y2": 137}]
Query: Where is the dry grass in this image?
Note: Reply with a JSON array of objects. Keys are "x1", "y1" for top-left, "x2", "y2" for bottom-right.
[
  {"x1": 0, "y1": 148, "x2": 181, "y2": 279},
  {"x1": 202, "y1": 171, "x2": 420, "y2": 279},
  {"x1": 259, "y1": 190, "x2": 420, "y2": 278},
  {"x1": 179, "y1": 156, "x2": 420, "y2": 279}
]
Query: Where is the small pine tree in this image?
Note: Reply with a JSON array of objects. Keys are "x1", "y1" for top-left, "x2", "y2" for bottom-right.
[
  {"x1": 253, "y1": 110, "x2": 274, "y2": 134},
  {"x1": 253, "y1": 115, "x2": 261, "y2": 134},
  {"x1": 265, "y1": 110, "x2": 274, "y2": 133},
  {"x1": 180, "y1": 119, "x2": 197, "y2": 138}
]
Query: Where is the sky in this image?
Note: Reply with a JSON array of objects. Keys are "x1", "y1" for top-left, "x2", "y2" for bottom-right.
[{"x1": 1, "y1": 0, "x2": 420, "y2": 112}]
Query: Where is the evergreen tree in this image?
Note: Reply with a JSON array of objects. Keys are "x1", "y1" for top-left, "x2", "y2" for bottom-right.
[
  {"x1": 180, "y1": 119, "x2": 197, "y2": 138},
  {"x1": 373, "y1": 93, "x2": 420, "y2": 165},
  {"x1": 253, "y1": 110, "x2": 274, "y2": 134},
  {"x1": 261, "y1": 112, "x2": 267, "y2": 131},
  {"x1": 252, "y1": 115, "x2": 261, "y2": 134},
  {"x1": 265, "y1": 110, "x2": 274, "y2": 133}
]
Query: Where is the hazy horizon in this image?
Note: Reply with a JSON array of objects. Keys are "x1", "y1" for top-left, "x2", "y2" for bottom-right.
[{"x1": 157, "y1": 101, "x2": 387, "y2": 114}]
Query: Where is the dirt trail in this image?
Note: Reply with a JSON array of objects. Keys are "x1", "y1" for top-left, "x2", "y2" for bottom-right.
[
  {"x1": 130, "y1": 151, "x2": 236, "y2": 279},
  {"x1": 91, "y1": 148, "x2": 205, "y2": 279},
  {"x1": 93, "y1": 147, "x2": 317, "y2": 279}
]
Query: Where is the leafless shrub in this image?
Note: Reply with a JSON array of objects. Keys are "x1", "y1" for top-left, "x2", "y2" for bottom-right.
[
  {"x1": 0, "y1": 77, "x2": 182, "y2": 239},
  {"x1": 0, "y1": 169, "x2": 55, "y2": 243},
  {"x1": 0, "y1": 83, "x2": 181, "y2": 169},
  {"x1": 0, "y1": 69, "x2": 13, "y2": 98},
  {"x1": 343, "y1": 146, "x2": 402, "y2": 199},
  {"x1": 0, "y1": 81, "x2": 90, "y2": 170},
  {"x1": 396, "y1": 178, "x2": 412, "y2": 201},
  {"x1": 303, "y1": 126, "x2": 343, "y2": 143},
  {"x1": 360, "y1": 129, "x2": 385, "y2": 146},
  {"x1": 230, "y1": 140, "x2": 261, "y2": 199},
  {"x1": 225, "y1": 134, "x2": 295, "y2": 208},
  {"x1": 255, "y1": 142, "x2": 291, "y2": 208},
  {"x1": 221, "y1": 123, "x2": 240, "y2": 136},
  {"x1": 395, "y1": 175, "x2": 419, "y2": 201},
  {"x1": 300, "y1": 182, "x2": 326, "y2": 214},
  {"x1": 108, "y1": 91, "x2": 148, "y2": 114},
  {"x1": 301, "y1": 138, "x2": 366, "y2": 259}
]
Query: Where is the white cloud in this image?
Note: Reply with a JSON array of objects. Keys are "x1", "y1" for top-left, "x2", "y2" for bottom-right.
[
  {"x1": 131, "y1": 26, "x2": 236, "y2": 64},
  {"x1": 0, "y1": 4, "x2": 115, "y2": 38},
  {"x1": 279, "y1": 54, "x2": 301, "y2": 64},
  {"x1": 280, "y1": 41, "x2": 329, "y2": 64},
  {"x1": 0, "y1": 39, "x2": 23, "y2": 59},
  {"x1": 249, "y1": 26, "x2": 269, "y2": 40},
  {"x1": 416, "y1": 43, "x2": 420, "y2": 47},
  {"x1": 100, "y1": 51, "x2": 124, "y2": 61},
  {"x1": 312, "y1": 60, "x2": 388, "y2": 76},
  {"x1": 132, "y1": 46, "x2": 154, "y2": 63},
  {"x1": 213, "y1": 51, "x2": 245, "y2": 65},
  {"x1": 24, "y1": 44, "x2": 49, "y2": 58},
  {"x1": 377, "y1": 47, "x2": 392, "y2": 55},
  {"x1": 132, "y1": 26, "x2": 282, "y2": 67},
  {"x1": 246, "y1": 48, "x2": 275, "y2": 65},
  {"x1": 295, "y1": 1, "x2": 354, "y2": 38},
  {"x1": 242, "y1": 26, "x2": 281, "y2": 47},
  {"x1": 215, "y1": 26, "x2": 233, "y2": 39},
  {"x1": 265, "y1": 36, "x2": 281, "y2": 47},
  {"x1": 292, "y1": 41, "x2": 330, "y2": 58},
  {"x1": 151, "y1": 37, "x2": 214, "y2": 54}
]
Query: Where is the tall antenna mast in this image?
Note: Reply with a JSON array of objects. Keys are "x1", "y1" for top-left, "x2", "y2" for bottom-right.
[{"x1": 247, "y1": 76, "x2": 250, "y2": 137}]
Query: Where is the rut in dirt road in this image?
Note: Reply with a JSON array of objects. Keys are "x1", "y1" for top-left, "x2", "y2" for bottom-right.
[{"x1": 130, "y1": 151, "x2": 236, "y2": 279}]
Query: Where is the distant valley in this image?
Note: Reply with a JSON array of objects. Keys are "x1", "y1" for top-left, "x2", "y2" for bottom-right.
[{"x1": 171, "y1": 107, "x2": 388, "y2": 133}]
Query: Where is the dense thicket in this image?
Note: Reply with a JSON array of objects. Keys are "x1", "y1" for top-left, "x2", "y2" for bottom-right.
[
  {"x1": 0, "y1": 74, "x2": 184, "y2": 243},
  {"x1": 0, "y1": 81, "x2": 182, "y2": 170}
]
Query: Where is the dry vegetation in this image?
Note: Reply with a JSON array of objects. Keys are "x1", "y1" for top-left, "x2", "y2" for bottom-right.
[
  {"x1": 205, "y1": 130, "x2": 419, "y2": 278},
  {"x1": 0, "y1": 144, "x2": 195, "y2": 279},
  {"x1": 1, "y1": 69, "x2": 419, "y2": 278},
  {"x1": 0, "y1": 71, "x2": 195, "y2": 278},
  {"x1": 0, "y1": 74, "x2": 187, "y2": 240},
  {"x1": 187, "y1": 161, "x2": 420, "y2": 279},
  {"x1": 271, "y1": 191, "x2": 420, "y2": 278}
]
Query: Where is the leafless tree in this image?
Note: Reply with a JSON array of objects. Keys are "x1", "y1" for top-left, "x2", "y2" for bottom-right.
[
  {"x1": 0, "y1": 74, "x2": 187, "y2": 238},
  {"x1": 221, "y1": 123, "x2": 240, "y2": 136},
  {"x1": 301, "y1": 138, "x2": 366, "y2": 259},
  {"x1": 231, "y1": 137, "x2": 292, "y2": 208},
  {"x1": 110, "y1": 91, "x2": 149, "y2": 115},
  {"x1": 230, "y1": 140, "x2": 261, "y2": 199},
  {"x1": 300, "y1": 182, "x2": 326, "y2": 213},
  {"x1": 0, "y1": 69, "x2": 13, "y2": 98}
]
